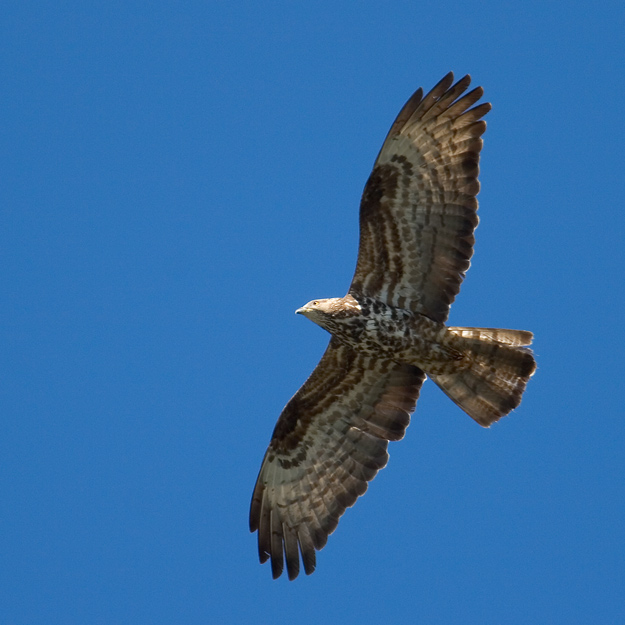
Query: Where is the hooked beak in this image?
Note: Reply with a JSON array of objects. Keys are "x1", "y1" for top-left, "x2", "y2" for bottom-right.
[{"x1": 295, "y1": 307, "x2": 306, "y2": 315}]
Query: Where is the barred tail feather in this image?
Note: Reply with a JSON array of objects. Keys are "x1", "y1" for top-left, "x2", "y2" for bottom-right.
[{"x1": 430, "y1": 327, "x2": 536, "y2": 427}]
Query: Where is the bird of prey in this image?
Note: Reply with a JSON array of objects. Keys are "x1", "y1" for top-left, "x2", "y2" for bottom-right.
[{"x1": 250, "y1": 72, "x2": 536, "y2": 580}]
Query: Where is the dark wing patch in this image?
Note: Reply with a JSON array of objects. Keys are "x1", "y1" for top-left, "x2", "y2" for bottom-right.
[
  {"x1": 350, "y1": 72, "x2": 491, "y2": 323},
  {"x1": 249, "y1": 338, "x2": 425, "y2": 580}
]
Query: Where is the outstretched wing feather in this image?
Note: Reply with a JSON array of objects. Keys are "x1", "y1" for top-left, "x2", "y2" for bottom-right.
[
  {"x1": 350, "y1": 72, "x2": 491, "y2": 322},
  {"x1": 250, "y1": 339, "x2": 425, "y2": 579}
]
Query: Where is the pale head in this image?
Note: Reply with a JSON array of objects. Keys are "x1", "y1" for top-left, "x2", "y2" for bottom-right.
[
  {"x1": 295, "y1": 295, "x2": 361, "y2": 332},
  {"x1": 295, "y1": 297, "x2": 343, "y2": 319}
]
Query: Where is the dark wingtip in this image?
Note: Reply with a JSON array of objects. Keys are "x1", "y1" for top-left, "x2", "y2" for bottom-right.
[
  {"x1": 271, "y1": 554, "x2": 284, "y2": 579},
  {"x1": 259, "y1": 548, "x2": 270, "y2": 564},
  {"x1": 303, "y1": 557, "x2": 316, "y2": 576},
  {"x1": 437, "y1": 71, "x2": 455, "y2": 91}
]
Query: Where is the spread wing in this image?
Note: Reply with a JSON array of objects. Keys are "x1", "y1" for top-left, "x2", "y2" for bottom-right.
[
  {"x1": 349, "y1": 72, "x2": 491, "y2": 323},
  {"x1": 249, "y1": 338, "x2": 425, "y2": 580}
]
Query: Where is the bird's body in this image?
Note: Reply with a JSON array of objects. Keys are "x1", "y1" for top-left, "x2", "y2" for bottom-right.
[
  {"x1": 250, "y1": 73, "x2": 537, "y2": 580},
  {"x1": 297, "y1": 296, "x2": 463, "y2": 374}
]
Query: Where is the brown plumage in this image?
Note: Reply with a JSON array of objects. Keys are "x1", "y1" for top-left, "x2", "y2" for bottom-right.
[{"x1": 250, "y1": 73, "x2": 536, "y2": 580}]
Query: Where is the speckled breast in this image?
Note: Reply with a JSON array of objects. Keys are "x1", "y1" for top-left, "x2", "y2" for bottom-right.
[{"x1": 333, "y1": 296, "x2": 464, "y2": 372}]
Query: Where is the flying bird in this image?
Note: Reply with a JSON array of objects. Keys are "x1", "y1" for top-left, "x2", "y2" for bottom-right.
[{"x1": 250, "y1": 72, "x2": 536, "y2": 580}]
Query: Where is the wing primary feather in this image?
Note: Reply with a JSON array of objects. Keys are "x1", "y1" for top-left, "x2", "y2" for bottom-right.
[
  {"x1": 380, "y1": 87, "x2": 424, "y2": 146},
  {"x1": 298, "y1": 527, "x2": 317, "y2": 575},
  {"x1": 453, "y1": 102, "x2": 492, "y2": 127},
  {"x1": 270, "y1": 508, "x2": 285, "y2": 579},
  {"x1": 441, "y1": 85, "x2": 485, "y2": 119},
  {"x1": 255, "y1": 488, "x2": 271, "y2": 563},
  {"x1": 287, "y1": 464, "x2": 320, "y2": 578},
  {"x1": 299, "y1": 462, "x2": 330, "y2": 550},
  {"x1": 421, "y1": 74, "x2": 472, "y2": 122},
  {"x1": 283, "y1": 521, "x2": 300, "y2": 581},
  {"x1": 412, "y1": 72, "x2": 455, "y2": 118}
]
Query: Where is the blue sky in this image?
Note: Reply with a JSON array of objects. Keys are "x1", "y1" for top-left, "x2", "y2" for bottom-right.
[{"x1": 2, "y1": 1, "x2": 624, "y2": 623}]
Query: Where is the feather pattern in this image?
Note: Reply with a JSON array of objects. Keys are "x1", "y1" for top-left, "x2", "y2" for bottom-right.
[
  {"x1": 350, "y1": 72, "x2": 490, "y2": 322},
  {"x1": 250, "y1": 340, "x2": 424, "y2": 579}
]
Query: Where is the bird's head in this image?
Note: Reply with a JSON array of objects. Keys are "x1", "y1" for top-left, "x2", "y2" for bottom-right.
[
  {"x1": 296, "y1": 298, "x2": 339, "y2": 320},
  {"x1": 295, "y1": 296, "x2": 361, "y2": 332}
]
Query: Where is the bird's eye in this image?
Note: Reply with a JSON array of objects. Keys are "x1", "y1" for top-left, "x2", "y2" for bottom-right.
[{"x1": 313, "y1": 301, "x2": 319, "y2": 306}]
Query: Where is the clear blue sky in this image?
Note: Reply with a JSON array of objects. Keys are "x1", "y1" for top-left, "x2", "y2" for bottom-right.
[{"x1": 2, "y1": 1, "x2": 624, "y2": 623}]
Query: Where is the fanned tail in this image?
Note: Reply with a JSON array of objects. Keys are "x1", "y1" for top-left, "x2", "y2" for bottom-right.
[{"x1": 430, "y1": 327, "x2": 536, "y2": 427}]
